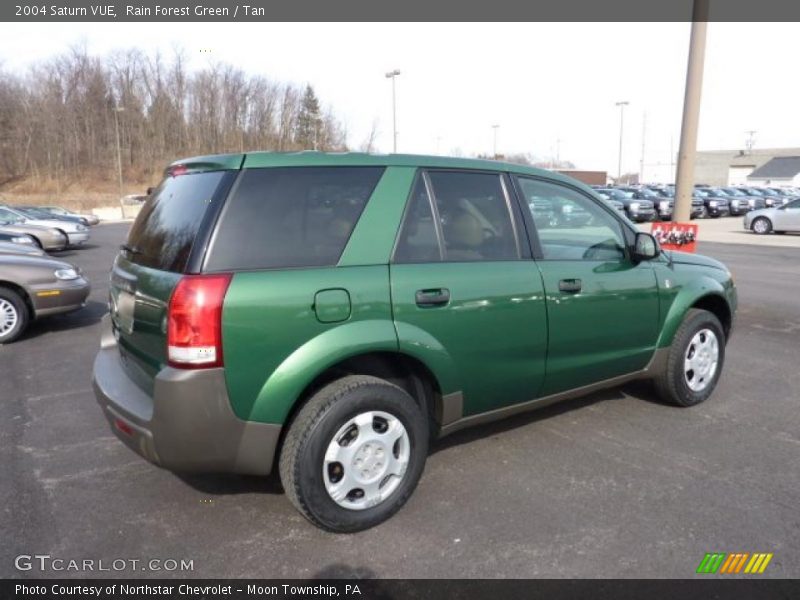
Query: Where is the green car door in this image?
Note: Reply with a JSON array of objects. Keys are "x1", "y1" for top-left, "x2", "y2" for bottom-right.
[
  {"x1": 390, "y1": 170, "x2": 548, "y2": 417},
  {"x1": 513, "y1": 176, "x2": 661, "y2": 396}
]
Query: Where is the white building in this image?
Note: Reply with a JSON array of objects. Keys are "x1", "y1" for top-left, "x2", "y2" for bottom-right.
[{"x1": 746, "y1": 156, "x2": 800, "y2": 187}]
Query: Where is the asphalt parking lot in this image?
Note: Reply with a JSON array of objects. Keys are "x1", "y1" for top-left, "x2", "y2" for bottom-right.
[{"x1": 2, "y1": 223, "x2": 798, "y2": 579}]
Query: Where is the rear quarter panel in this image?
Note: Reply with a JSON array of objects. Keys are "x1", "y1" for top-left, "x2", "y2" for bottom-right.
[{"x1": 222, "y1": 266, "x2": 397, "y2": 423}]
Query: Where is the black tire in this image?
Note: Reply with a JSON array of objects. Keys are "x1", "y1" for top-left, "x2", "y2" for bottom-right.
[
  {"x1": 653, "y1": 308, "x2": 725, "y2": 407},
  {"x1": 0, "y1": 286, "x2": 29, "y2": 344},
  {"x1": 279, "y1": 375, "x2": 429, "y2": 533},
  {"x1": 751, "y1": 217, "x2": 772, "y2": 234}
]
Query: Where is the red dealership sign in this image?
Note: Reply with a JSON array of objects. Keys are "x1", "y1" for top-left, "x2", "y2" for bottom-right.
[{"x1": 651, "y1": 222, "x2": 698, "y2": 253}]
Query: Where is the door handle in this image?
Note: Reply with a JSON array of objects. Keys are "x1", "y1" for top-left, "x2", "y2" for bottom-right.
[
  {"x1": 415, "y1": 288, "x2": 450, "y2": 307},
  {"x1": 558, "y1": 279, "x2": 582, "y2": 293}
]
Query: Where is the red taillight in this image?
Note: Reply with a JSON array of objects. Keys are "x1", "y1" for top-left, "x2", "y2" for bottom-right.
[
  {"x1": 167, "y1": 273, "x2": 232, "y2": 369},
  {"x1": 167, "y1": 164, "x2": 189, "y2": 177}
]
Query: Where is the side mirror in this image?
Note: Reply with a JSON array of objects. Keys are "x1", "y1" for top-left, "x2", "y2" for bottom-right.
[{"x1": 633, "y1": 232, "x2": 660, "y2": 262}]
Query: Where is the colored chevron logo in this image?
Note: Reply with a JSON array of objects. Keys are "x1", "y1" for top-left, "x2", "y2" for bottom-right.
[{"x1": 696, "y1": 552, "x2": 774, "y2": 574}]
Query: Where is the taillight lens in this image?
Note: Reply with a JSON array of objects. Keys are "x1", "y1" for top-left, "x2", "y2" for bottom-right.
[{"x1": 167, "y1": 273, "x2": 232, "y2": 369}]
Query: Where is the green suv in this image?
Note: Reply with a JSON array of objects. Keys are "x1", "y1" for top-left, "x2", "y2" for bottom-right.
[{"x1": 93, "y1": 152, "x2": 736, "y2": 532}]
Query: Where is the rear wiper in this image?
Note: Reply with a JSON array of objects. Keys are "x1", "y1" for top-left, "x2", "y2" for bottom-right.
[{"x1": 120, "y1": 243, "x2": 142, "y2": 255}]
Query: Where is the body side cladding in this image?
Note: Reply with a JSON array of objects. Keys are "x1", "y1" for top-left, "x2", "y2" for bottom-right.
[{"x1": 439, "y1": 347, "x2": 669, "y2": 437}]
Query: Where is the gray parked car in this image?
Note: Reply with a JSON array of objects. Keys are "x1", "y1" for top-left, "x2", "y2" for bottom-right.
[
  {"x1": 0, "y1": 206, "x2": 91, "y2": 247},
  {"x1": 39, "y1": 205, "x2": 101, "y2": 226},
  {"x1": 0, "y1": 240, "x2": 46, "y2": 257},
  {"x1": 0, "y1": 254, "x2": 91, "y2": 343},
  {"x1": 0, "y1": 222, "x2": 68, "y2": 251},
  {"x1": 744, "y1": 198, "x2": 800, "y2": 234}
]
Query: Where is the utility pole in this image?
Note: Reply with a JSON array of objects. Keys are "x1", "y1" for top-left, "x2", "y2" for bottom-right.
[
  {"x1": 492, "y1": 124, "x2": 500, "y2": 158},
  {"x1": 615, "y1": 101, "x2": 629, "y2": 181},
  {"x1": 745, "y1": 130, "x2": 757, "y2": 153},
  {"x1": 640, "y1": 112, "x2": 647, "y2": 184},
  {"x1": 113, "y1": 105, "x2": 125, "y2": 218},
  {"x1": 673, "y1": 0, "x2": 709, "y2": 222},
  {"x1": 385, "y1": 69, "x2": 401, "y2": 153}
]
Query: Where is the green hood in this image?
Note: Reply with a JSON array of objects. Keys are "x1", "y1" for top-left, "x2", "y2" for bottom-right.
[{"x1": 668, "y1": 250, "x2": 727, "y2": 272}]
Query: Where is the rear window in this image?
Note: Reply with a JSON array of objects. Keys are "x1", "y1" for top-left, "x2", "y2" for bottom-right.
[
  {"x1": 125, "y1": 171, "x2": 227, "y2": 272},
  {"x1": 205, "y1": 167, "x2": 384, "y2": 271}
]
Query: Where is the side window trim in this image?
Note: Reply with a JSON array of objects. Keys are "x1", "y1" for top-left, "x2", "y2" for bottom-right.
[
  {"x1": 511, "y1": 174, "x2": 635, "y2": 262},
  {"x1": 499, "y1": 173, "x2": 525, "y2": 259},
  {"x1": 421, "y1": 170, "x2": 446, "y2": 261},
  {"x1": 508, "y1": 174, "x2": 544, "y2": 259}
]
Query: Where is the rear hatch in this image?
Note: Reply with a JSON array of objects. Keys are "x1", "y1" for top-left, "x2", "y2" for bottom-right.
[{"x1": 109, "y1": 157, "x2": 241, "y2": 394}]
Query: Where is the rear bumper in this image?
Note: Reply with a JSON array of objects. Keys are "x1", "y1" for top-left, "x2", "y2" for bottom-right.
[{"x1": 92, "y1": 316, "x2": 281, "y2": 475}]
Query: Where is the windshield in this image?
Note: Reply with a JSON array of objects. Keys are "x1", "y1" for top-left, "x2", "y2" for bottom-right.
[
  {"x1": 722, "y1": 188, "x2": 745, "y2": 196},
  {"x1": 694, "y1": 189, "x2": 709, "y2": 197},
  {"x1": 18, "y1": 207, "x2": 52, "y2": 218},
  {"x1": 0, "y1": 207, "x2": 24, "y2": 223},
  {"x1": 596, "y1": 189, "x2": 626, "y2": 200}
]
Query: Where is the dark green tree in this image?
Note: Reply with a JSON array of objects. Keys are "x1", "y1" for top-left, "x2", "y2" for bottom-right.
[{"x1": 294, "y1": 84, "x2": 321, "y2": 149}]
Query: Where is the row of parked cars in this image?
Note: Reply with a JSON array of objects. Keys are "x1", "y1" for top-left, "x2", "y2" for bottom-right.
[
  {"x1": 592, "y1": 183, "x2": 800, "y2": 226},
  {"x1": 0, "y1": 204, "x2": 96, "y2": 343}
]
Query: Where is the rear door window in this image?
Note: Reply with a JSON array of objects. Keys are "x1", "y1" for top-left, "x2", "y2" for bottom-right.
[
  {"x1": 205, "y1": 167, "x2": 384, "y2": 271},
  {"x1": 426, "y1": 171, "x2": 520, "y2": 261},
  {"x1": 125, "y1": 171, "x2": 228, "y2": 272}
]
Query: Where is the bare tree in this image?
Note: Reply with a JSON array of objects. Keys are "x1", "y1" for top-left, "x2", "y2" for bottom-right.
[{"x1": 0, "y1": 47, "x2": 351, "y2": 190}]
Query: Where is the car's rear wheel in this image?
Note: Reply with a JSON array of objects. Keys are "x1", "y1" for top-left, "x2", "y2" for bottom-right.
[
  {"x1": 279, "y1": 375, "x2": 428, "y2": 532},
  {"x1": 751, "y1": 217, "x2": 772, "y2": 234},
  {"x1": 653, "y1": 308, "x2": 725, "y2": 407},
  {"x1": 0, "y1": 287, "x2": 29, "y2": 344}
]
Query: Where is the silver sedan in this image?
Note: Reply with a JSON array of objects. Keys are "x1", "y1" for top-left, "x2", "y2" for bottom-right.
[{"x1": 744, "y1": 198, "x2": 800, "y2": 234}]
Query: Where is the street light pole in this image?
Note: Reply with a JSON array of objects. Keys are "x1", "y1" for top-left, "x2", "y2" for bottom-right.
[
  {"x1": 491, "y1": 124, "x2": 499, "y2": 158},
  {"x1": 385, "y1": 69, "x2": 401, "y2": 153},
  {"x1": 113, "y1": 105, "x2": 125, "y2": 217},
  {"x1": 615, "y1": 101, "x2": 629, "y2": 181},
  {"x1": 673, "y1": 0, "x2": 709, "y2": 222}
]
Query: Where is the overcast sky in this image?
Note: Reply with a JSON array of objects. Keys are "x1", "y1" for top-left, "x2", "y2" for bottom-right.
[{"x1": 1, "y1": 22, "x2": 798, "y2": 177}]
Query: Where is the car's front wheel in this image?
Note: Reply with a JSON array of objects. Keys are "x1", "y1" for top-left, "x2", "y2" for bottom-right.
[
  {"x1": 751, "y1": 217, "x2": 772, "y2": 234},
  {"x1": 653, "y1": 308, "x2": 725, "y2": 407},
  {"x1": 0, "y1": 286, "x2": 29, "y2": 344},
  {"x1": 279, "y1": 375, "x2": 429, "y2": 532}
]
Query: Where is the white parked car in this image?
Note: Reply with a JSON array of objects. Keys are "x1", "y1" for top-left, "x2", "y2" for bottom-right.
[
  {"x1": 0, "y1": 206, "x2": 91, "y2": 247},
  {"x1": 744, "y1": 198, "x2": 800, "y2": 234}
]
